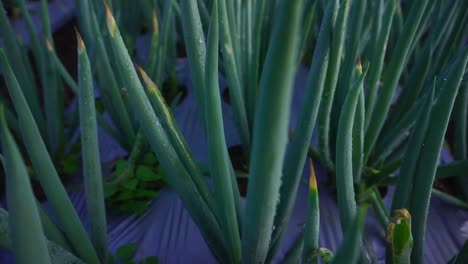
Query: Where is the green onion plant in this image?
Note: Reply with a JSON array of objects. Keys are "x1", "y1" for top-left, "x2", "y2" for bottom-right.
[{"x1": 0, "y1": 0, "x2": 466, "y2": 263}]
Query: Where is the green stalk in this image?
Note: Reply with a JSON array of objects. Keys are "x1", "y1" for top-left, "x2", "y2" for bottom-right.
[
  {"x1": 219, "y1": 0, "x2": 250, "y2": 151},
  {"x1": 364, "y1": 0, "x2": 396, "y2": 129},
  {"x1": 196, "y1": 0, "x2": 210, "y2": 30},
  {"x1": 390, "y1": 0, "x2": 460, "y2": 123},
  {"x1": 409, "y1": 49, "x2": 467, "y2": 264},
  {"x1": 352, "y1": 62, "x2": 365, "y2": 183},
  {"x1": 0, "y1": 208, "x2": 14, "y2": 250},
  {"x1": 331, "y1": 206, "x2": 367, "y2": 264},
  {"x1": 335, "y1": 64, "x2": 367, "y2": 233},
  {"x1": 46, "y1": 39, "x2": 121, "y2": 146},
  {"x1": 431, "y1": 1, "x2": 467, "y2": 77},
  {"x1": 370, "y1": 189, "x2": 389, "y2": 228},
  {"x1": 138, "y1": 68, "x2": 220, "y2": 222},
  {"x1": 331, "y1": 0, "x2": 367, "y2": 150},
  {"x1": 0, "y1": 2, "x2": 45, "y2": 135},
  {"x1": 0, "y1": 108, "x2": 52, "y2": 264},
  {"x1": 88, "y1": 3, "x2": 136, "y2": 149},
  {"x1": 39, "y1": 0, "x2": 65, "y2": 156},
  {"x1": 0, "y1": 50, "x2": 101, "y2": 264},
  {"x1": 204, "y1": 2, "x2": 241, "y2": 261},
  {"x1": 298, "y1": 0, "x2": 318, "y2": 61},
  {"x1": 75, "y1": 0, "x2": 94, "y2": 44},
  {"x1": 318, "y1": 0, "x2": 351, "y2": 169},
  {"x1": 302, "y1": 160, "x2": 320, "y2": 264},
  {"x1": 104, "y1": 7, "x2": 229, "y2": 261},
  {"x1": 246, "y1": 0, "x2": 266, "y2": 128},
  {"x1": 153, "y1": 0, "x2": 174, "y2": 85},
  {"x1": 0, "y1": 96, "x2": 19, "y2": 135},
  {"x1": 146, "y1": 9, "x2": 160, "y2": 79},
  {"x1": 364, "y1": 0, "x2": 430, "y2": 162},
  {"x1": 241, "y1": 0, "x2": 252, "y2": 125},
  {"x1": 282, "y1": 233, "x2": 305, "y2": 264},
  {"x1": 372, "y1": 97, "x2": 424, "y2": 165},
  {"x1": 225, "y1": 0, "x2": 241, "y2": 78},
  {"x1": 390, "y1": 82, "x2": 435, "y2": 211},
  {"x1": 436, "y1": 160, "x2": 468, "y2": 179},
  {"x1": 389, "y1": 44, "x2": 432, "y2": 123},
  {"x1": 46, "y1": 39, "x2": 79, "y2": 94},
  {"x1": 77, "y1": 33, "x2": 108, "y2": 263},
  {"x1": 241, "y1": 0, "x2": 304, "y2": 262},
  {"x1": 42, "y1": 45, "x2": 64, "y2": 156},
  {"x1": 36, "y1": 201, "x2": 72, "y2": 251},
  {"x1": 268, "y1": 0, "x2": 338, "y2": 258},
  {"x1": 431, "y1": 189, "x2": 468, "y2": 209},
  {"x1": 39, "y1": 0, "x2": 53, "y2": 40},
  {"x1": 15, "y1": 0, "x2": 44, "y2": 67},
  {"x1": 180, "y1": 0, "x2": 207, "y2": 127},
  {"x1": 0, "y1": 208, "x2": 84, "y2": 264}
]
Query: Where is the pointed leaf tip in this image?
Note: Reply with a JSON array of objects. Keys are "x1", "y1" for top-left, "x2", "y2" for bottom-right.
[
  {"x1": 137, "y1": 67, "x2": 157, "y2": 93},
  {"x1": 104, "y1": 0, "x2": 116, "y2": 36},
  {"x1": 74, "y1": 27, "x2": 85, "y2": 51},
  {"x1": 309, "y1": 159, "x2": 317, "y2": 191},
  {"x1": 152, "y1": 9, "x2": 159, "y2": 34},
  {"x1": 357, "y1": 56, "x2": 362, "y2": 74},
  {"x1": 45, "y1": 38, "x2": 53, "y2": 51}
]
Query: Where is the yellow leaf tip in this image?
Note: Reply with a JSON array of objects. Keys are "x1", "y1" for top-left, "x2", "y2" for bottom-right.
[
  {"x1": 75, "y1": 27, "x2": 85, "y2": 51},
  {"x1": 308, "y1": 159, "x2": 317, "y2": 191},
  {"x1": 45, "y1": 38, "x2": 53, "y2": 51},
  {"x1": 137, "y1": 67, "x2": 157, "y2": 93},
  {"x1": 396, "y1": 3, "x2": 402, "y2": 13},
  {"x1": 152, "y1": 10, "x2": 159, "y2": 34},
  {"x1": 356, "y1": 56, "x2": 362, "y2": 74},
  {"x1": 104, "y1": 0, "x2": 116, "y2": 35}
]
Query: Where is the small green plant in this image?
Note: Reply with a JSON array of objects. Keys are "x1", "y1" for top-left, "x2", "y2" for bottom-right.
[
  {"x1": 104, "y1": 152, "x2": 168, "y2": 215},
  {"x1": 107, "y1": 243, "x2": 159, "y2": 264}
]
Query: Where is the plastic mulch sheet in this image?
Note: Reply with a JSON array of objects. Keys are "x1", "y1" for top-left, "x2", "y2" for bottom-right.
[{"x1": 0, "y1": 59, "x2": 467, "y2": 264}]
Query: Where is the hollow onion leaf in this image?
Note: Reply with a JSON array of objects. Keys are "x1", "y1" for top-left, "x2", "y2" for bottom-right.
[
  {"x1": 331, "y1": 206, "x2": 367, "y2": 264},
  {"x1": 335, "y1": 63, "x2": 368, "y2": 233},
  {"x1": 268, "y1": 0, "x2": 339, "y2": 258},
  {"x1": 364, "y1": 0, "x2": 395, "y2": 129},
  {"x1": 204, "y1": 2, "x2": 241, "y2": 260},
  {"x1": 318, "y1": 0, "x2": 351, "y2": 169},
  {"x1": 391, "y1": 81, "x2": 436, "y2": 212},
  {"x1": 0, "y1": 208, "x2": 85, "y2": 264},
  {"x1": 104, "y1": 6, "x2": 229, "y2": 261},
  {"x1": 0, "y1": 108, "x2": 52, "y2": 264},
  {"x1": 241, "y1": 0, "x2": 304, "y2": 262},
  {"x1": 219, "y1": 0, "x2": 250, "y2": 151},
  {"x1": 0, "y1": 49, "x2": 100, "y2": 264},
  {"x1": 302, "y1": 159, "x2": 320, "y2": 264},
  {"x1": 180, "y1": 0, "x2": 207, "y2": 127},
  {"x1": 409, "y1": 49, "x2": 468, "y2": 264},
  {"x1": 364, "y1": 0, "x2": 430, "y2": 162},
  {"x1": 0, "y1": 1, "x2": 45, "y2": 135},
  {"x1": 77, "y1": 33, "x2": 108, "y2": 263}
]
